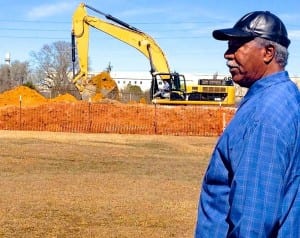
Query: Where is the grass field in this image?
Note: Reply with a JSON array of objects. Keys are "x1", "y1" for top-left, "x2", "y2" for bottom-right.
[{"x1": 0, "y1": 130, "x2": 216, "y2": 237}]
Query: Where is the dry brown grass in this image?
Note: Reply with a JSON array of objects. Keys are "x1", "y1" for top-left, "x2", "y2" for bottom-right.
[{"x1": 0, "y1": 130, "x2": 216, "y2": 237}]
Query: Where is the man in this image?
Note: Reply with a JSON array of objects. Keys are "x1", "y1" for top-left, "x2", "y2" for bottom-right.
[
  {"x1": 153, "y1": 79, "x2": 170, "y2": 98},
  {"x1": 195, "y1": 11, "x2": 300, "y2": 237}
]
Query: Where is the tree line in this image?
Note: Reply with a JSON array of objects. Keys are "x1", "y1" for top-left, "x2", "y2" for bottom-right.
[{"x1": 0, "y1": 41, "x2": 80, "y2": 98}]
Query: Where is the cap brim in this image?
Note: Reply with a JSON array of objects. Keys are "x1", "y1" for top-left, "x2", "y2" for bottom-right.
[{"x1": 213, "y1": 28, "x2": 253, "y2": 40}]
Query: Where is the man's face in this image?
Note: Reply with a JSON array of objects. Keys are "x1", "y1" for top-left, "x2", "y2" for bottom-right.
[{"x1": 224, "y1": 38, "x2": 266, "y2": 88}]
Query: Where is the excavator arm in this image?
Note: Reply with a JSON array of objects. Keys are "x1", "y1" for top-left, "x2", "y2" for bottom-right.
[
  {"x1": 72, "y1": 3, "x2": 235, "y2": 105},
  {"x1": 72, "y1": 3, "x2": 171, "y2": 91}
]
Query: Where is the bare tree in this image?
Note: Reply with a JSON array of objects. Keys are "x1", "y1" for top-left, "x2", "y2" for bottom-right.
[
  {"x1": 0, "y1": 61, "x2": 31, "y2": 93},
  {"x1": 10, "y1": 60, "x2": 30, "y2": 85},
  {"x1": 31, "y1": 41, "x2": 80, "y2": 99},
  {"x1": 0, "y1": 64, "x2": 11, "y2": 92},
  {"x1": 120, "y1": 84, "x2": 146, "y2": 103}
]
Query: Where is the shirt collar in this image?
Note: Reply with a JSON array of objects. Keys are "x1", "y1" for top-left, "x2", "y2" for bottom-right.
[{"x1": 238, "y1": 71, "x2": 289, "y2": 109}]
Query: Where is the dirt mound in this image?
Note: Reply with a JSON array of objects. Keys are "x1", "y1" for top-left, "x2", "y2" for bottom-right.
[
  {"x1": 91, "y1": 92, "x2": 103, "y2": 102},
  {"x1": 0, "y1": 86, "x2": 120, "y2": 107},
  {"x1": 92, "y1": 71, "x2": 119, "y2": 100},
  {"x1": 81, "y1": 71, "x2": 119, "y2": 101},
  {"x1": 92, "y1": 71, "x2": 117, "y2": 91},
  {"x1": 0, "y1": 86, "x2": 47, "y2": 107},
  {"x1": 51, "y1": 93, "x2": 78, "y2": 102},
  {"x1": 0, "y1": 86, "x2": 80, "y2": 107}
]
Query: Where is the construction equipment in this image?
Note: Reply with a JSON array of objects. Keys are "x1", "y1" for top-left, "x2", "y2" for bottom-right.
[
  {"x1": 72, "y1": 3, "x2": 235, "y2": 105},
  {"x1": 152, "y1": 73, "x2": 235, "y2": 105},
  {"x1": 72, "y1": 5, "x2": 119, "y2": 101}
]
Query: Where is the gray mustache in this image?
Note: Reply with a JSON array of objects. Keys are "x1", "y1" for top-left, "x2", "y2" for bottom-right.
[{"x1": 226, "y1": 61, "x2": 238, "y2": 68}]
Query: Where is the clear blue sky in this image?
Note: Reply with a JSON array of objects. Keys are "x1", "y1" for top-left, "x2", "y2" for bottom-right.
[{"x1": 1, "y1": 0, "x2": 300, "y2": 76}]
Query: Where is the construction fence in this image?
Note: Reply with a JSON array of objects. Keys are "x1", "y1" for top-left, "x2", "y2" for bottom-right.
[{"x1": 0, "y1": 101, "x2": 236, "y2": 136}]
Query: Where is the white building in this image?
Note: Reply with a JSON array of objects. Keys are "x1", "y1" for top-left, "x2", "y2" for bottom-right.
[
  {"x1": 109, "y1": 71, "x2": 233, "y2": 92},
  {"x1": 4, "y1": 52, "x2": 11, "y2": 66},
  {"x1": 110, "y1": 71, "x2": 152, "y2": 91}
]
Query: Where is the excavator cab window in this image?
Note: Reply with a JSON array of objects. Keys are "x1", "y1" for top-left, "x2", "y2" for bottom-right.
[
  {"x1": 169, "y1": 73, "x2": 186, "y2": 101},
  {"x1": 151, "y1": 73, "x2": 186, "y2": 101},
  {"x1": 171, "y1": 73, "x2": 181, "y2": 91}
]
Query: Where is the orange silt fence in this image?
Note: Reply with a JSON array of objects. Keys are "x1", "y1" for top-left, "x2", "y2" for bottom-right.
[{"x1": 0, "y1": 101, "x2": 236, "y2": 136}]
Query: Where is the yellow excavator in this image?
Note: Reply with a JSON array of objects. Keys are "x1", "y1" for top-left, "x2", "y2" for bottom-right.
[{"x1": 72, "y1": 3, "x2": 235, "y2": 105}]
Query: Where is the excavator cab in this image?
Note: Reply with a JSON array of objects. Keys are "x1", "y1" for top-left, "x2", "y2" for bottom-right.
[{"x1": 151, "y1": 72, "x2": 186, "y2": 101}]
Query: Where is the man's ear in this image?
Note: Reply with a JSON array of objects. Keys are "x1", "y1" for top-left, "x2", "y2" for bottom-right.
[{"x1": 264, "y1": 45, "x2": 275, "y2": 64}]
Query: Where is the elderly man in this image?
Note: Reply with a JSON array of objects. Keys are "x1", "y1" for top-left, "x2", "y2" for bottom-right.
[{"x1": 195, "y1": 11, "x2": 300, "y2": 237}]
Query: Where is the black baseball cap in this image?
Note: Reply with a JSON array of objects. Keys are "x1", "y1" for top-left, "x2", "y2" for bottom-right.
[{"x1": 213, "y1": 11, "x2": 290, "y2": 48}]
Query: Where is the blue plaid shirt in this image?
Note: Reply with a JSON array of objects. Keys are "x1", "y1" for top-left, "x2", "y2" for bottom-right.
[{"x1": 195, "y1": 71, "x2": 300, "y2": 237}]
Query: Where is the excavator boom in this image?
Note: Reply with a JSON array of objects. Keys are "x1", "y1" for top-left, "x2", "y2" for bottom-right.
[{"x1": 72, "y1": 3, "x2": 171, "y2": 91}]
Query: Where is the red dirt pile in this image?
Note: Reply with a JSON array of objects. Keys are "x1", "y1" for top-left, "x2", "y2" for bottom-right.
[
  {"x1": 50, "y1": 93, "x2": 78, "y2": 103},
  {"x1": 0, "y1": 86, "x2": 48, "y2": 107},
  {"x1": 91, "y1": 71, "x2": 119, "y2": 101},
  {"x1": 0, "y1": 86, "x2": 78, "y2": 107}
]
